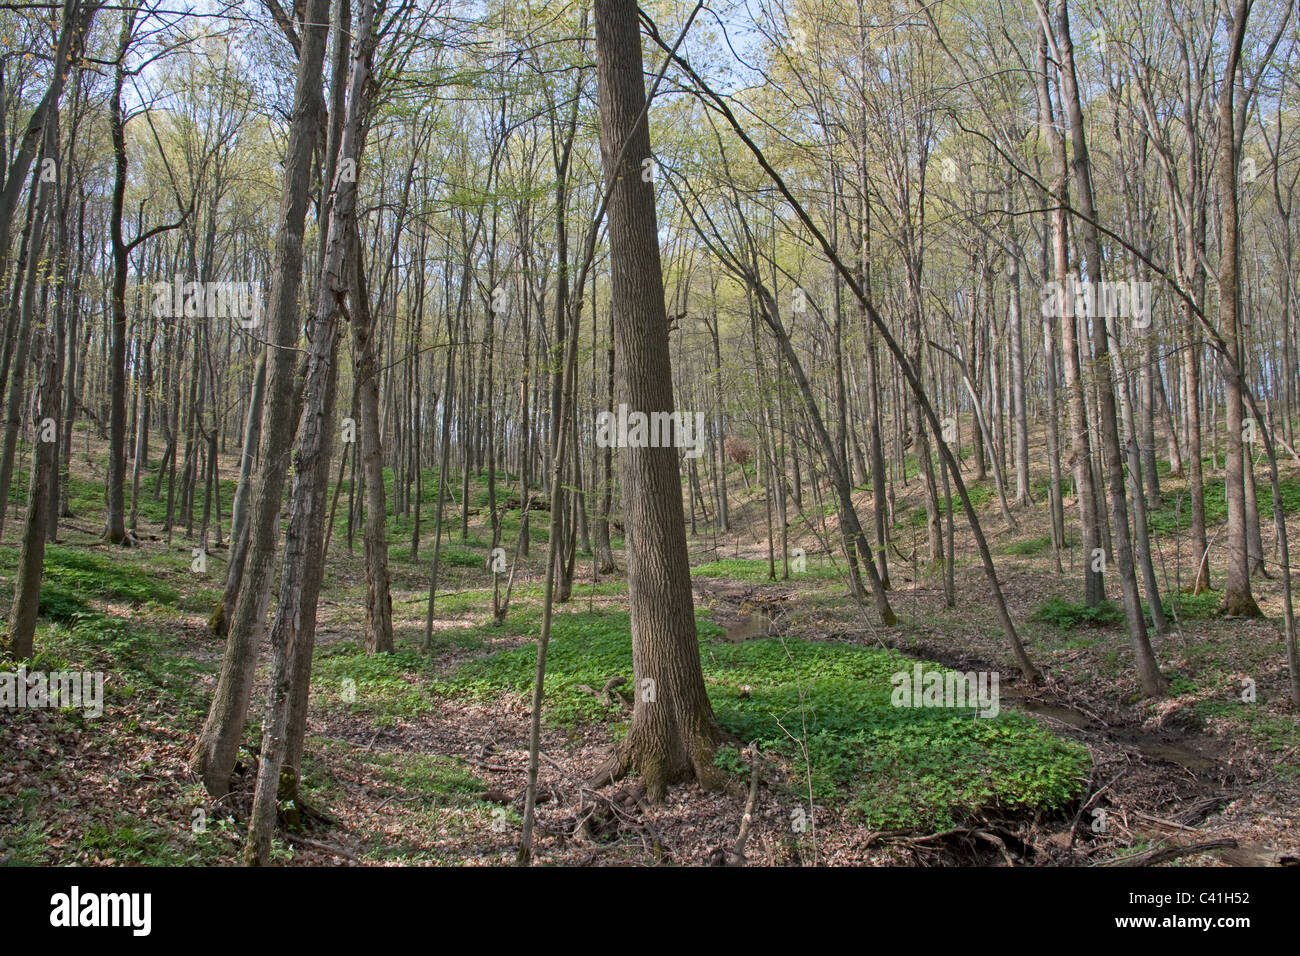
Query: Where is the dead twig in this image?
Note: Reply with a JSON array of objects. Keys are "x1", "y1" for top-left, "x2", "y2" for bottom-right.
[{"x1": 714, "y1": 746, "x2": 762, "y2": 866}]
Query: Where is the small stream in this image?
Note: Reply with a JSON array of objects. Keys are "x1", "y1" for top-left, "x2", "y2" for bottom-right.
[
  {"x1": 724, "y1": 609, "x2": 774, "y2": 642},
  {"x1": 1002, "y1": 686, "x2": 1218, "y2": 772}
]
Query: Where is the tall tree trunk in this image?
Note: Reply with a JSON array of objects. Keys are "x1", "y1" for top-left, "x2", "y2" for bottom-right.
[
  {"x1": 246, "y1": 0, "x2": 378, "y2": 865},
  {"x1": 588, "y1": 0, "x2": 723, "y2": 799},
  {"x1": 1055, "y1": 0, "x2": 1165, "y2": 695},
  {"x1": 189, "y1": 0, "x2": 333, "y2": 797},
  {"x1": 4, "y1": 81, "x2": 62, "y2": 657},
  {"x1": 1216, "y1": 0, "x2": 1260, "y2": 617},
  {"x1": 103, "y1": 4, "x2": 142, "y2": 546},
  {"x1": 349, "y1": 223, "x2": 394, "y2": 654},
  {"x1": 594, "y1": 303, "x2": 617, "y2": 573},
  {"x1": 1035, "y1": 25, "x2": 1103, "y2": 606},
  {"x1": 1005, "y1": 200, "x2": 1031, "y2": 507}
]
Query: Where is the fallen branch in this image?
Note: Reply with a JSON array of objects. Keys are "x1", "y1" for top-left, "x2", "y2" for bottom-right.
[
  {"x1": 1102, "y1": 838, "x2": 1238, "y2": 867},
  {"x1": 287, "y1": 835, "x2": 360, "y2": 862},
  {"x1": 714, "y1": 748, "x2": 762, "y2": 866}
]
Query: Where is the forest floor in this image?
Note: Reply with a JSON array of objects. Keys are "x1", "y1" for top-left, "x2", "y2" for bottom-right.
[{"x1": 1, "y1": 430, "x2": 1297, "y2": 866}]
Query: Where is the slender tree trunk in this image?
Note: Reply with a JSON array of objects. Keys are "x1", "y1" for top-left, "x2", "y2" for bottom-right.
[
  {"x1": 1036, "y1": 25, "x2": 1103, "y2": 606},
  {"x1": 1216, "y1": 0, "x2": 1260, "y2": 617},
  {"x1": 1056, "y1": 0, "x2": 1165, "y2": 694},
  {"x1": 246, "y1": 0, "x2": 378, "y2": 865},
  {"x1": 212, "y1": 348, "x2": 266, "y2": 634},
  {"x1": 4, "y1": 82, "x2": 62, "y2": 657},
  {"x1": 349, "y1": 224, "x2": 394, "y2": 654}
]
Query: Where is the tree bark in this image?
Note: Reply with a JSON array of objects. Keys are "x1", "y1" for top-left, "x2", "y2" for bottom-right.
[
  {"x1": 1216, "y1": 0, "x2": 1261, "y2": 617},
  {"x1": 189, "y1": 0, "x2": 333, "y2": 797},
  {"x1": 349, "y1": 223, "x2": 394, "y2": 654},
  {"x1": 588, "y1": 0, "x2": 723, "y2": 799}
]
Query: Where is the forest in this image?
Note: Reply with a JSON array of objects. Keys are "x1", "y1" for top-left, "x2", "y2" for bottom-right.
[{"x1": 0, "y1": 0, "x2": 1296, "y2": 876}]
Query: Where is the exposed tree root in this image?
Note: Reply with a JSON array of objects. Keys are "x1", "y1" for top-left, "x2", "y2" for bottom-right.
[
  {"x1": 588, "y1": 721, "x2": 726, "y2": 802},
  {"x1": 1220, "y1": 592, "x2": 1263, "y2": 617}
]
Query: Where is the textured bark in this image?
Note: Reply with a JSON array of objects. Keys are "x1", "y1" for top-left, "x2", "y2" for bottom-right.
[
  {"x1": 594, "y1": 305, "x2": 617, "y2": 573},
  {"x1": 189, "y1": 0, "x2": 332, "y2": 797},
  {"x1": 102, "y1": 6, "x2": 139, "y2": 546},
  {"x1": 1215, "y1": 0, "x2": 1261, "y2": 618},
  {"x1": 1056, "y1": 0, "x2": 1165, "y2": 695},
  {"x1": 589, "y1": 0, "x2": 722, "y2": 800},
  {"x1": 349, "y1": 225, "x2": 394, "y2": 654},
  {"x1": 1035, "y1": 27, "x2": 1103, "y2": 606},
  {"x1": 4, "y1": 91, "x2": 62, "y2": 657},
  {"x1": 211, "y1": 348, "x2": 266, "y2": 635},
  {"x1": 246, "y1": 0, "x2": 376, "y2": 865}
]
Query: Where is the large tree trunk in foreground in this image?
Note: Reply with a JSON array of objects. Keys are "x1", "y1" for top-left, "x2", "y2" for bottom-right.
[
  {"x1": 589, "y1": 0, "x2": 722, "y2": 800},
  {"x1": 189, "y1": 0, "x2": 332, "y2": 797},
  {"x1": 246, "y1": 0, "x2": 377, "y2": 865}
]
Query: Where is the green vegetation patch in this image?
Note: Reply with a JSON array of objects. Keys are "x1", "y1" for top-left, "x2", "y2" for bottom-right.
[
  {"x1": 904, "y1": 480, "x2": 994, "y2": 529},
  {"x1": 444, "y1": 610, "x2": 1090, "y2": 832},
  {"x1": 30, "y1": 610, "x2": 215, "y2": 717},
  {"x1": 1032, "y1": 592, "x2": 1222, "y2": 631},
  {"x1": 312, "y1": 642, "x2": 443, "y2": 722},
  {"x1": 300, "y1": 742, "x2": 505, "y2": 864},
  {"x1": 1146, "y1": 476, "x2": 1300, "y2": 535},
  {"x1": 1002, "y1": 536, "x2": 1052, "y2": 556},
  {"x1": 0, "y1": 544, "x2": 179, "y2": 624},
  {"x1": 692, "y1": 557, "x2": 843, "y2": 583},
  {"x1": 1031, "y1": 598, "x2": 1127, "y2": 630}
]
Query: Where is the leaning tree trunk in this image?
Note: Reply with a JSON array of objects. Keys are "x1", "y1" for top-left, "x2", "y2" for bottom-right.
[
  {"x1": 246, "y1": 0, "x2": 377, "y2": 865},
  {"x1": 189, "y1": 0, "x2": 333, "y2": 798},
  {"x1": 1057, "y1": 0, "x2": 1165, "y2": 695},
  {"x1": 4, "y1": 101, "x2": 61, "y2": 658}
]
